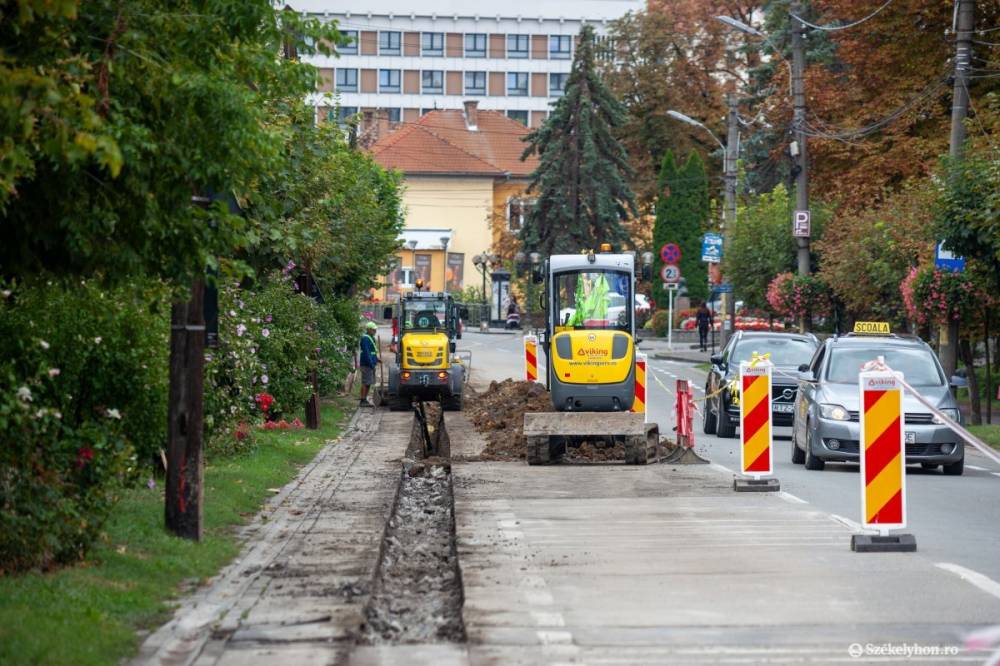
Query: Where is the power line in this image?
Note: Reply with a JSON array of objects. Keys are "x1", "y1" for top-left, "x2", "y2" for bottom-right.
[{"x1": 790, "y1": 0, "x2": 895, "y2": 32}]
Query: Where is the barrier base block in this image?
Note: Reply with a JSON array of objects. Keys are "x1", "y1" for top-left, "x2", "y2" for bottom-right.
[
  {"x1": 733, "y1": 477, "x2": 780, "y2": 492},
  {"x1": 851, "y1": 533, "x2": 917, "y2": 553}
]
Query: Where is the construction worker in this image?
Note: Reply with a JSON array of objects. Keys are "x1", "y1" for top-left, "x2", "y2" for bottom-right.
[{"x1": 359, "y1": 321, "x2": 381, "y2": 407}]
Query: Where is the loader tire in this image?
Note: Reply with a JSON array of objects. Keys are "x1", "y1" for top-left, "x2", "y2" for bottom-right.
[{"x1": 442, "y1": 393, "x2": 463, "y2": 412}]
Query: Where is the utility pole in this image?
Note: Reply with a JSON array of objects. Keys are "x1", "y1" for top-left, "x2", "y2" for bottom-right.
[
  {"x1": 165, "y1": 279, "x2": 206, "y2": 541},
  {"x1": 940, "y1": 0, "x2": 976, "y2": 379},
  {"x1": 790, "y1": 0, "x2": 810, "y2": 278},
  {"x1": 721, "y1": 94, "x2": 739, "y2": 349}
]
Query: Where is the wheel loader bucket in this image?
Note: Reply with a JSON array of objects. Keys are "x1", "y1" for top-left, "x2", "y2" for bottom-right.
[{"x1": 523, "y1": 412, "x2": 659, "y2": 465}]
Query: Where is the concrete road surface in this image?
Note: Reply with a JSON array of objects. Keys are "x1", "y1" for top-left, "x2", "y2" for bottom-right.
[{"x1": 451, "y1": 329, "x2": 1000, "y2": 663}]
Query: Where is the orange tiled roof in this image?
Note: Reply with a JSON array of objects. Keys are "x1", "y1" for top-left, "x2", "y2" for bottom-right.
[{"x1": 370, "y1": 110, "x2": 539, "y2": 178}]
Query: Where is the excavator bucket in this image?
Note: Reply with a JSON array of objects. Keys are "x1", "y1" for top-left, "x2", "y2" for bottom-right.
[{"x1": 523, "y1": 412, "x2": 659, "y2": 465}]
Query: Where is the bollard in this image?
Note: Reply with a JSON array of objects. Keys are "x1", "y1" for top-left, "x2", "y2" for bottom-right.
[
  {"x1": 664, "y1": 379, "x2": 709, "y2": 464},
  {"x1": 524, "y1": 334, "x2": 538, "y2": 383},
  {"x1": 851, "y1": 368, "x2": 916, "y2": 552},
  {"x1": 631, "y1": 352, "x2": 647, "y2": 420},
  {"x1": 734, "y1": 358, "x2": 779, "y2": 492}
]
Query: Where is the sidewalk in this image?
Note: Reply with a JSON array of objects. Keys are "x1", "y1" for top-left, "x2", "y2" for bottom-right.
[
  {"x1": 638, "y1": 337, "x2": 715, "y2": 364},
  {"x1": 132, "y1": 409, "x2": 409, "y2": 666}
]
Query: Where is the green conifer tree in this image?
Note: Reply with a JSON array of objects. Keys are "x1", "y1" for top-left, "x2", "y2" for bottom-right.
[
  {"x1": 652, "y1": 151, "x2": 710, "y2": 308},
  {"x1": 520, "y1": 25, "x2": 637, "y2": 255}
]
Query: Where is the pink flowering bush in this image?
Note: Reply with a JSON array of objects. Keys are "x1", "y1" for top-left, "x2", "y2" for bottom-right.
[
  {"x1": 766, "y1": 272, "x2": 831, "y2": 321},
  {"x1": 900, "y1": 267, "x2": 986, "y2": 327}
]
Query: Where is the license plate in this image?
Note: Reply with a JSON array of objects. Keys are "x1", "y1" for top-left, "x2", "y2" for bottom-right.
[
  {"x1": 905, "y1": 431, "x2": 916, "y2": 444},
  {"x1": 772, "y1": 403, "x2": 795, "y2": 413}
]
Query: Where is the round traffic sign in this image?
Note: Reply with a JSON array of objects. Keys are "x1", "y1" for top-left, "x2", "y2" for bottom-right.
[
  {"x1": 660, "y1": 264, "x2": 681, "y2": 283},
  {"x1": 660, "y1": 243, "x2": 682, "y2": 264}
]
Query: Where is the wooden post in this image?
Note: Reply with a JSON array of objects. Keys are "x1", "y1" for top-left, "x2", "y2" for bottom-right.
[{"x1": 165, "y1": 281, "x2": 206, "y2": 540}]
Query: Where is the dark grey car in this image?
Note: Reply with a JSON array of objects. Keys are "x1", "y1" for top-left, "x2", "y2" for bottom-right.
[
  {"x1": 704, "y1": 331, "x2": 819, "y2": 438},
  {"x1": 792, "y1": 333, "x2": 965, "y2": 475}
]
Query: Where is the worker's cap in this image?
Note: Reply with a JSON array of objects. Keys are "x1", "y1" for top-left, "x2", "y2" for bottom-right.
[{"x1": 365, "y1": 321, "x2": 377, "y2": 330}]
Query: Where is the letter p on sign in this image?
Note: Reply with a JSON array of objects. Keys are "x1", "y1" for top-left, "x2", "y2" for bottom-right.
[{"x1": 793, "y1": 210, "x2": 811, "y2": 238}]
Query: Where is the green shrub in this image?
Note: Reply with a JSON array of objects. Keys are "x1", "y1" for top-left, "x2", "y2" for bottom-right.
[
  {"x1": 317, "y1": 298, "x2": 359, "y2": 397},
  {"x1": 650, "y1": 310, "x2": 670, "y2": 337},
  {"x1": 0, "y1": 279, "x2": 167, "y2": 572}
]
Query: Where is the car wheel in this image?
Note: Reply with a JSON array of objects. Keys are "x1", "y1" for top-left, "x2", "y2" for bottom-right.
[
  {"x1": 791, "y1": 429, "x2": 805, "y2": 464},
  {"x1": 942, "y1": 455, "x2": 964, "y2": 476},
  {"x1": 702, "y1": 387, "x2": 718, "y2": 435},
  {"x1": 803, "y1": 424, "x2": 825, "y2": 471},
  {"x1": 716, "y1": 396, "x2": 736, "y2": 439}
]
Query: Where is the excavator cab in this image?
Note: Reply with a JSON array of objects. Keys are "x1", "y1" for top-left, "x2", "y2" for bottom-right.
[{"x1": 525, "y1": 248, "x2": 659, "y2": 464}]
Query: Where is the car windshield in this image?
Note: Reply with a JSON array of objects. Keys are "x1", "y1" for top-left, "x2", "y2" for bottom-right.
[
  {"x1": 827, "y1": 347, "x2": 945, "y2": 386},
  {"x1": 731, "y1": 338, "x2": 816, "y2": 367},
  {"x1": 554, "y1": 270, "x2": 631, "y2": 331},
  {"x1": 403, "y1": 299, "x2": 449, "y2": 330}
]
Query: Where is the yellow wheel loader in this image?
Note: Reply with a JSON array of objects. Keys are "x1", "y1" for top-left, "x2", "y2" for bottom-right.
[
  {"x1": 382, "y1": 290, "x2": 468, "y2": 412},
  {"x1": 524, "y1": 246, "x2": 660, "y2": 465}
]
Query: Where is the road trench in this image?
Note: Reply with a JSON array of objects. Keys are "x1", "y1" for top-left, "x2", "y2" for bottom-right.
[{"x1": 358, "y1": 403, "x2": 467, "y2": 645}]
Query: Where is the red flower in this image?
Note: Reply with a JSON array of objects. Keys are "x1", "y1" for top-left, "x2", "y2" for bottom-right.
[
  {"x1": 254, "y1": 392, "x2": 274, "y2": 412},
  {"x1": 76, "y1": 446, "x2": 94, "y2": 469}
]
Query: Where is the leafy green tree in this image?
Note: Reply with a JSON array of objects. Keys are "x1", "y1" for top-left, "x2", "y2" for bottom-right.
[
  {"x1": 1, "y1": 0, "x2": 340, "y2": 285},
  {"x1": 520, "y1": 25, "x2": 637, "y2": 256},
  {"x1": 652, "y1": 151, "x2": 710, "y2": 306},
  {"x1": 726, "y1": 184, "x2": 797, "y2": 312}
]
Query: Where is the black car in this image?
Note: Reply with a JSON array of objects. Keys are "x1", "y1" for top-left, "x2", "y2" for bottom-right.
[{"x1": 703, "y1": 331, "x2": 819, "y2": 438}]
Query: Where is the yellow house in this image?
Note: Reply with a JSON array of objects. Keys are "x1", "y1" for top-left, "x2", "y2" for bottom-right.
[{"x1": 369, "y1": 101, "x2": 538, "y2": 300}]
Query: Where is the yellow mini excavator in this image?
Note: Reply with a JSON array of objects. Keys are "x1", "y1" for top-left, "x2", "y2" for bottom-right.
[{"x1": 524, "y1": 245, "x2": 660, "y2": 464}]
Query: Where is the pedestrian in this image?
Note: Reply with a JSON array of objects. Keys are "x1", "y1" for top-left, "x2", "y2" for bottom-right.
[
  {"x1": 695, "y1": 302, "x2": 713, "y2": 353},
  {"x1": 359, "y1": 321, "x2": 381, "y2": 407}
]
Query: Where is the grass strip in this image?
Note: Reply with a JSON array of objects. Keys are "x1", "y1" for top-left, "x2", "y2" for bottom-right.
[{"x1": 0, "y1": 399, "x2": 350, "y2": 666}]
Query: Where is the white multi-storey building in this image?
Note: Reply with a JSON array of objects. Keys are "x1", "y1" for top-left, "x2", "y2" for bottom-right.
[{"x1": 289, "y1": 0, "x2": 643, "y2": 129}]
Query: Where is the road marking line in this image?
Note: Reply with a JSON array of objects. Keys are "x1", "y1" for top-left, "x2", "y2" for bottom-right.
[
  {"x1": 536, "y1": 630, "x2": 573, "y2": 644},
  {"x1": 829, "y1": 513, "x2": 865, "y2": 532},
  {"x1": 993, "y1": 472, "x2": 1000, "y2": 479},
  {"x1": 710, "y1": 462, "x2": 735, "y2": 475},
  {"x1": 530, "y1": 611, "x2": 566, "y2": 627},
  {"x1": 525, "y1": 590, "x2": 555, "y2": 605},
  {"x1": 967, "y1": 465, "x2": 988, "y2": 471},
  {"x1": 498, "y1": 519, "x2": 519, "y2": 528},
  {"x1": 777, "y1": 491, "x2": 809, "y2": 505},
  {"x1": 936, "y1": 563, "x2": 1000, "y2": 601}
]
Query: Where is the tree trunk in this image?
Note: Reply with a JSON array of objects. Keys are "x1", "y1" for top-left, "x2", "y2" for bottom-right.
[
  {"x1": 984, "y1": 311, "x2": 992, "y2": 425},
  {"x1": 960, "y1": 337, "x2": 981, "y2": 426}
]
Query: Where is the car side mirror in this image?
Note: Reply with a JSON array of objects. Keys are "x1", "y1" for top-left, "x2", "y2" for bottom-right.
[
  {"x1": 798, "y1": 369, "x2": 816, "y2": 382},
  {"x1": 382, "y1": 306, "x2": 392, "y2": 319},
  {"x1": 710, "y1": 353, "x2": 723, "y2": 367}
]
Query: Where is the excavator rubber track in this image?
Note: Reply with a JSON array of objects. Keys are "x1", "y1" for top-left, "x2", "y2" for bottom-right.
[{"x1": 524, "y1": 412, "x2": 659, "y2": 465}]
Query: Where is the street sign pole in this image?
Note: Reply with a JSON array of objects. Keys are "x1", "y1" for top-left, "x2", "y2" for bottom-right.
[{"x1": 668, "y1": 286, "x2": 673, "y2": 351}]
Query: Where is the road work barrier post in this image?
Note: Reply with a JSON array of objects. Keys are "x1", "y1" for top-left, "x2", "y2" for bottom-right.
[
  {"x1": 524, "y1": 334, "x2": 538, "y2": 383},
  {"x1": 663, "y1": 379, "x2": 709, "y2": 464},
  {"x1": 734, "y1": 357, "x2": 779, "y2": 492},
  {"x1": 852, "y1": 367, "x2": 916, "y2": 552},
  {"x1": 631, "y1": 352, "x2": 647, "y2": 420}
]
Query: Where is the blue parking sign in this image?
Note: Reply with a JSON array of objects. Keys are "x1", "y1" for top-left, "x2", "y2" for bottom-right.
[
  {"x1": 702, "y1": 233, "x2": 723, "y2": 263},
  {"x1": 935, "y1": 242, "x2": 965, "y2": 273}
]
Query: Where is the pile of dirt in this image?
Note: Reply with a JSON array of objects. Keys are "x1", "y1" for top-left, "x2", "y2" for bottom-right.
[
  {"x1": 563, "y1": 440, "x2": 627, "y2": 462},
  {"x1": 466, "y1": 379, "x2": 551, "y2": 460}
]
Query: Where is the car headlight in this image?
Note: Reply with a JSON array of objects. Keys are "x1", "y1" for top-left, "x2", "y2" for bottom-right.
[
  {"x1": 932, "y1": 408, "x2": 960, "y2": 425},
  {"x1": 820, "y1": 403, "x2": 850, "y2": 421}
]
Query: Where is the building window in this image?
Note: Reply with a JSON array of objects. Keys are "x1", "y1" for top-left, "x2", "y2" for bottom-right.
[
  {"x1": 507, "y1": 72, "x2": 529, "y2": 96},
  {"x1": 381, "y1": 107, "x2": 401, "y2": 124},
  {"x1": 335, "y1": 68, "x2": 358, "y2": 92},
  {"x1": 326, "y1": 106, "x2": 358, "y2": 125},
  {"x1": 379, "y1": 31, "x2": 401, "y2": 55},
  {"x1": 379, "y1": 69, "x2": 401, "y2": 93},
  {"x1": 550, "y1": 35, "x2": 572, "y2": 59},
  {"x1": 421, "y1": 32, "x2": 444, "y2": 56},
  {"x1": 464, "y1": 71, "x2": 487, "y2": 95},
  {"x1": 422, "y1": 70, "x2": 444, "y2": 94},
  {"x1": 507, "y1": 110, "x2": 528, "y2": 125},
  {"x1": 465, "y1": 33, "x2": 487, "y2": 58},
  {"x1": 508, "y1": 34, "x2": 529, "y2": 58},
  {"x1": 399, "y1": 267, "x2": 415, "y2": 288},
  {"x1": 339, "y1": 30, "x2": 358, "y2": 55},
  {"x1": 507, "y1": 197, "x2": 533, "y2": 232},
  {"x1": 549, "y1": 72, "x2": 567, "y2": 97}
]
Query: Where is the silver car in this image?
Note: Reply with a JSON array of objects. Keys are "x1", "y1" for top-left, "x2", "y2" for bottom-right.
[{"x1": 792, "y1": 333, "x2": 965, "y2": 475}]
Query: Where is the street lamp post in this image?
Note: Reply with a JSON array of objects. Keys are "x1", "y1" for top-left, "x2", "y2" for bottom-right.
[
  {"x1": 472, "y1": 252, "x2": 498, "y2": 331},
  {"x1": 666, "y1": 108, "x2": 738, "y2": 348},
  {"x1": 716, "y1": 12, "x2": 810, "y2": 277},
  {"x1": 440, "y1": 236, "x2": 450, "y2": 292}
]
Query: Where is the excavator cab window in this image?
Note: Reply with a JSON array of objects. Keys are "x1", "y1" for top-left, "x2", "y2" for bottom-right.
[
  {"x1": 553, "y1": 269, "x2": 632, "y2": 332},
  {"x1": 401, "y1": 298, "x2": 451, "y2": 333}
]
